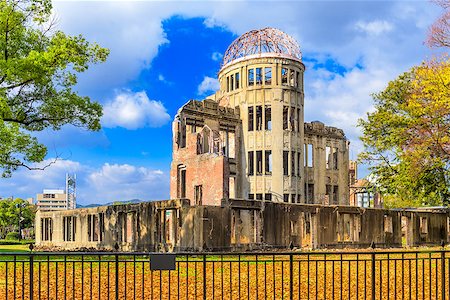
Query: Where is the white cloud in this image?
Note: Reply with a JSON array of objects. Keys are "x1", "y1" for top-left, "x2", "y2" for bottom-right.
[
  {"x1": 211, "y1": 51, "x2": 223, "y2": 61},
  {"x1": 355, "y1": 20, "x2": 394, "y2": 36},
  {"x1": 102, "y1": 90, "x2": 171, "y2": 129},
  {"x1": 0, "y1": 159, "x2": 170, "y2": 204},
  {"x1": 87, "y1": 163, "x2": 169, "y2": 202},
  {"x1": 158, "y1": 74, "x2": 165, "y2": 81},
  {"x1": 197, "y1": 76, "x2": 219, "y2": 95}
]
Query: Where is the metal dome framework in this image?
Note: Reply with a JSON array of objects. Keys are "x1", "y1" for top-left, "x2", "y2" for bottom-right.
[{"x1": 221, "y1": 28, "x2": 302, "y2": 68}]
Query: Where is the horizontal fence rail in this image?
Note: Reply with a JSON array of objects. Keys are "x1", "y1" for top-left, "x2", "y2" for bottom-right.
[{"x1": 0, "y1": 249, "x2": 450, "y2": 299}]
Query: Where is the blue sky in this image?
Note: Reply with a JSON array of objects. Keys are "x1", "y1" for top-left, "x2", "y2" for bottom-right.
[{"x1": 0, "y1": 1, "x2": 444, "y2": 204}]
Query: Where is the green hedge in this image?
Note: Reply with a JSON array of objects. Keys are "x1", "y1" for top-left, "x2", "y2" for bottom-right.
[
  {"x1": 5, "y1": 232, "x2": 20, "y2": 240},
  {"x1": 0, "y1": 239, "x2": 35, "y2": 245}
]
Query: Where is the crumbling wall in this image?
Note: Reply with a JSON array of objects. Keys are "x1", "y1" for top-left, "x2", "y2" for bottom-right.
[{"x1": 35, "y1": 199, "x2": 449, "y2": 252}]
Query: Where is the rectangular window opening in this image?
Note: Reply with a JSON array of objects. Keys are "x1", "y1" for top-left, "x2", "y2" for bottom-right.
[
  {"x1": 326, "y1": 146, "x2": 331, "y2": 169},
  {"x1": 256, "y1": 68, "x2": 262, "y2": 85},
  {"x1": 291, "y1": 151, "x2": 296, "y2": 176},
  {"x1": 236, "y1": 72, "x2": 240, "y2": 89},
  {"x1": 264, "y1": 67, "x2": 272, "y2": 85},
  {"x1": 283, "y1": 151, "x2": 289, "y2": 176},
  {"x1": 248, "y1": 106, "x2": 254, "y2": 131},
  {"x1": 255, "y1": 194, "x2": 263, "y2": 200},
  {"x1": 283, "y1": 194, "x2": 289, "y2": 203},
  {"x1": 283, "y1": 106, "x2": 288, "y2": 130},
  {"x1": 264, "y1": 194, "x2": 272, "y2": 201},
  {"x1": 230, "y1": 74, "x2": 234, "y2": 91},
  {"x1": 194, "y1": 185, "x2": 203, "y2": 205},
  {"x1": 282, "y1": 68, "x2": 288, "y2": 85},
  {"x1": 290, "y1": 107, "x2": 295, "y2": 131},
  {"x1": 177, "y1": 165, "x2": 186, "y2": 198},
  {"x1": 333, "y1": 147, "x2": 338, "y2": 170},
  {"x1": 265, "y1": 150, "x2": 272, "y2": 175},
  {"x1": 264, "y1": 105, "x2": 271, "y2": 130},
  {"x1": 248, "y1": 151, "x2": 254, "y2": 176},
  {"x1": 256, "y1": 151, "x2": 263, "y2": 175},
  {"x1": 256, "y1": 106, "x2": 263, "y2": 130},
  {"x1": 290, "y1": 69, "x2": 295, "y2": 86},
  {"x1": 248, "y1": 69, "x2": 254, "y2": 86}
]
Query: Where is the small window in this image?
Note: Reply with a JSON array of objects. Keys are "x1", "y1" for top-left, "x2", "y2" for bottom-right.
[
  {"x1": 248, "y1": 151, "x2": 254, "y2": 176},
  {"x1": 248, "y1": 69, "x2": 254, "y2": 86},
  {"x1": 264, "y1": 67, "x2": 272, "y2": 85},
  {"x1": 297, "y1": 108, "x2": 301, "y2": 132},
  {"x1": 63, "y1": 216, "x2": 76, "y2": 242},
  {"x1": 296, "y1": 71, "x2": 301, "y2": 88},
  {"x1": 248, "y1": 194, "x2": 254, "y2": 200},
  {"x1": 256, "y1": 151, "x2": 263, "y2": 175},
  {"x1": 384, "y1": 215, "x2": 393, "y2": 233},
  {"x1": 326, "y1": 146, "x2": 332, "y2": 169},
  {"x1": 290, "y1": 107, "x2": 295, "y2": 131},
  {"x1": 290, "y1": 69, "x2": 295, "y2": 86},
  {"x1": 41, "y1": 218, "x2": 53, "y2": 241},
  {"x1": 256, "y1": 106, "x2": 263, "y2": 130},
  {"x1": 255, "y1": 194, "x2": 263, "y2": 200},
  {"x1": 283, "y1": 194, "x2": 289, "y2": 203},
  {"x1": 177, "y1": 165, "x2": 186, "y2": 198},
  {"x1": 235, "y1": 72, "x2": 240, "y2": 89},
  {"x1": 264, "y1": 194, "x2": 272, "y2": 201},
  {"x1": 420, "y1": 217, "x2": 428, "y2": 234},
  {"x1": 297, "y1": 152, "x2": 301, "y2": 177},
  {"x1": 333, "y1": 147, "x2": 338, "y2": 170},
  {"x1": 194, "y1": 185, "x2": 203, "y2": 205},
  {"x1": 265, "y1": 150, "x2": 272, "y2": 175},
  {"x1": 333, "y1": 186, "x2": 339, "y2": 204},
  {"x1": 305, "y1": 144, "x2": 313, "y2": 167},
  {"x1": 256, "y1": 68, "x2": 262, "y2": 85},
  {"x1": 291, "y1": 151, "x2": 295, "y2": 176},
  {"x1": 248, "y1": 106, "x2": 254, "y2": 131},
  {"x1": 283, "y1": 106, "x2": 288, "y2": 130},
  {"x1": 264, "y1": 105, "x2": 271, "y2": 130},
  {"x1": 226, "y1": 76, "x2": 229, "y2": 92},
  {"x1": 230, "y1": 74, "x2": 234, "y2": 91},
  {"x1": 282, "y1": 68, "x2": 288, "y2": 85},
  {"x1": 283, "y1": 151, "x2": 289, "y2": 176},
  {"x1": 305, "y1": 184, "x2": 314, "y2": 204}
]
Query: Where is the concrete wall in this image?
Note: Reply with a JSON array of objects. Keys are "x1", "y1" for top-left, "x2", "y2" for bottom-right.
[{"x1": 36, "y1": 199, "x2": 449, "y2": 252}]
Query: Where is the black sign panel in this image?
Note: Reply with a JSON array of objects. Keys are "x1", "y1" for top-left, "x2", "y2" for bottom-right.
[{"x1": 150, "y1": 254, "x2": 176, "y2": 270}]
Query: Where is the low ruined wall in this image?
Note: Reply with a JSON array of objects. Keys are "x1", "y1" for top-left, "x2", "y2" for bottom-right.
[{"x1": 35, "y1": 199, "x2": 449, "y2": 252}]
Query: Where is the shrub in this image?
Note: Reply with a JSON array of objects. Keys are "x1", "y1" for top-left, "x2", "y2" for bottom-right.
[{"x1": 5, "y1": 232, "x2": 20, "y2": 240}]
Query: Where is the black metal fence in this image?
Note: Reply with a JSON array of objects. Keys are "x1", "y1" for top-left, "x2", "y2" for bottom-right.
[{"x1": 1, "y1": 249, "x2": 450, "y2": 299}]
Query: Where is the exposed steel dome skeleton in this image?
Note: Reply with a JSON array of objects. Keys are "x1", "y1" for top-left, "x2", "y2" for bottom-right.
[{"x1": 221, "y1": 27, "x2": 302, "y2": 68}]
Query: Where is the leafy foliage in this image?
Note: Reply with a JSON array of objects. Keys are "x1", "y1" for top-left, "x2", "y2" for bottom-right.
[
  {"x1": 0, "y1": 0, "x2": 109, "y2": 177},
  {"x1": 0, "y1": 198, "x2": 35, "y2": 238},
  {"x1": 358, "y1": 57, "x2": 450, "y2": 207}
]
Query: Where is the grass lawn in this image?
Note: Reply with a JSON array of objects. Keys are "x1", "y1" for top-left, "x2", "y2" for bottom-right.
[{"x1": 0, "y1": 244, "x2": 30, "y2": 253}]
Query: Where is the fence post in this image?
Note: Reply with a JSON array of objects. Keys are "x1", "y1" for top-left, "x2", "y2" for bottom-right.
[
  {"x1": 371, "y1": 242, "x2": 376, "y2": 300},
  {"x1": 289, "y1": 254, "x2": 293, "y2": 299},
  {"x1": 29, "y1": 254, "x2": 34, "y2": 300},
  {"x1": 441, "y1": 244, "x2": 446, "y2": 300},
  {"x1": 115, "y1": 254, "x2": 119, "y2": 300},
  {"x1": 203, "y1": 254, "x2": 207, "y2": 300}
]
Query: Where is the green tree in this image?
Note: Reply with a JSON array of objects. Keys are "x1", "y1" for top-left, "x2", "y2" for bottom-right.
[
  {"x1": 0, "y1": 198, "x2": 35, "y2": 238},
  {"x1": 358, "y1": 58, "x2": 450, "y2": 207},
  {"x1": 0, "y1": 0, "x2": 109, "y2": 177}
]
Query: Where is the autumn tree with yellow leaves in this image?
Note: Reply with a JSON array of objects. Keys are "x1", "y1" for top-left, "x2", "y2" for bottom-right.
[{"x1": 359, "y1": 58, "x2": 450, "y2": 207}]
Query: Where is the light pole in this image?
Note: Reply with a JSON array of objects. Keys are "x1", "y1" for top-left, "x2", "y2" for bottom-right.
[{"x1": 16, "y1": 202, "x2": 26, "y2": 241}]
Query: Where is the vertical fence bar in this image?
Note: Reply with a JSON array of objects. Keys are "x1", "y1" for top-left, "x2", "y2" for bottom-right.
[
  {"x1": 115, "y1": 254, "x2": 119, "y2": 300},
  {"x1": 289, "y1": 254, "x2": 293, "y2": 299},
  {"x1": 29, "y1": 255, "x2": 34, "y2": 300},
  {"x1": 371, "y1": 251, "x2": 376, "y2": 300},
  {"x1": 442, "y1": 251, "x2": 446, "y2": 300},
  {"x1": 203, "y1": 254, "x2": 207, "y2": 300}
]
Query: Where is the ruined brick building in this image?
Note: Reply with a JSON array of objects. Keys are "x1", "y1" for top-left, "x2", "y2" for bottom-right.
[
  {"x1": 35, "y1": 28, "x2": 450, "y2": 252},
  {"x1": 170, "y1": 28, "x2": 349, "y2": 206}
]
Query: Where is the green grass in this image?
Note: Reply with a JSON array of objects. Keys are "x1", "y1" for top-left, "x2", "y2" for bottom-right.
[{"x1": 0, "y1": 244, "x2": 30, "y2": 253}]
